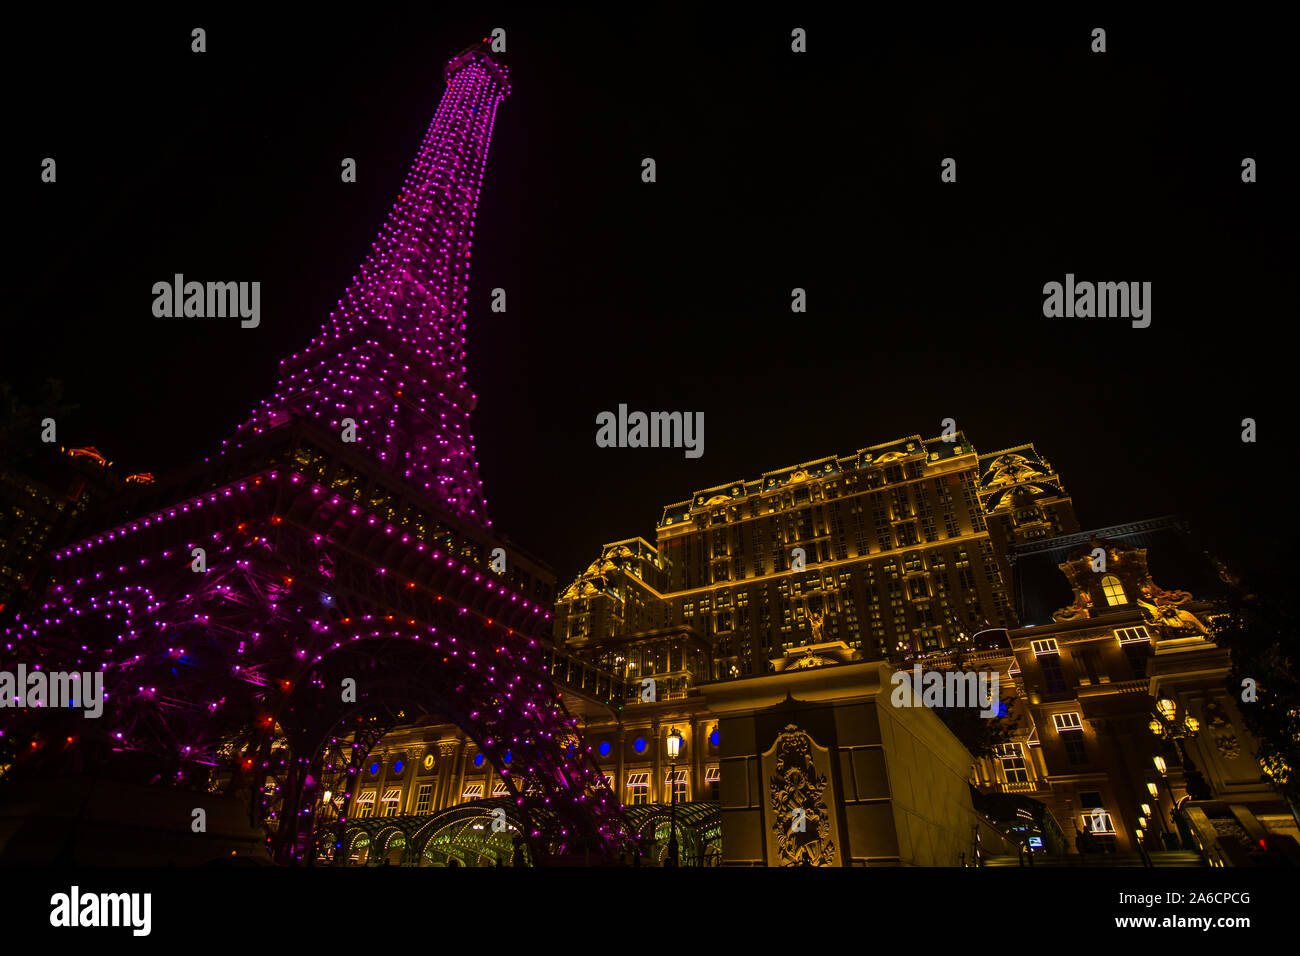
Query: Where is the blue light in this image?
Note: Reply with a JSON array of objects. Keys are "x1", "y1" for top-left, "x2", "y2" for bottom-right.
[
  {"x1": 474, "y1": 754, "x2": 484, "y2": 767},
  {"x1": 710, "y1": 729, "x2": 719, "y2": 746},
  {"x1": 368, "y1": 762, "x2": 379, "y2": 775},
  {"x1": 504, "y1": 750, "x2": 513, "y2": 764},
  {"x1": 598, "y1": 741, "x2": 611, "y2": 757},
  {"x1": 393, "y1": 760, "x2": 404, "y2": 773},
  {"x1": 634, "y1": 738, "x2": 646, "y2": 754}
]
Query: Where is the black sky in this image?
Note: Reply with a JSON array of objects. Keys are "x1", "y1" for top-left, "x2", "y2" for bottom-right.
[{"x1": 5, "y1": 9, "x2": 1290, "y2": 587}]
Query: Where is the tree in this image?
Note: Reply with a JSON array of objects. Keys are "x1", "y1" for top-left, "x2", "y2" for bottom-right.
[
  {"x1": 933, "y1": 691, "x2": 1021, "y2": 759},
  {"x1": 1212, "y1": 571, "x2": 1300, "y2": 817},
  {"x1": 0, "y1": 378, "x2": 79, "y2": 463}
]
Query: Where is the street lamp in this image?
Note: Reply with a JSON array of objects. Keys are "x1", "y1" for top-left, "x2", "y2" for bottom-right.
[
  {"x1": 665, "y1": 728, "x2": 684, "y2": 867},
  {"x1": 1148, "y1": 696, "x2": 1204, "y2": 850}
]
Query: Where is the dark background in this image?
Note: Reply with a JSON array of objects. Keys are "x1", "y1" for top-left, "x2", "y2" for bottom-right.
[{"x1": 4, "y1": 8, "x2": 1289, "y2": 586}]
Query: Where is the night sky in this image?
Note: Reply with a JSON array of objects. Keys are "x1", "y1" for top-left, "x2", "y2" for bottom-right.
[{"x1": 6, "y1": 10, "x2": 1288, "y2": 587}]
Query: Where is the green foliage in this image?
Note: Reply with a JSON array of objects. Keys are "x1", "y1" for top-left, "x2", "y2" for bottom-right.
[
  {"x1": 932, "y1": 693, "x2": 1020, "y2": 759},
  {"x1": 1212, "y1": 574, "x2": 1300, "y2": 806},
  {"x1": 0, "y1": 378, "x2": 79, "y2": 463}
]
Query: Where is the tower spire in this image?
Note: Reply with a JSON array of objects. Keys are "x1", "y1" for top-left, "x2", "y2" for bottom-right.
[{"x1": 226, "y1": 47, "x2": 511, "y2": 525}]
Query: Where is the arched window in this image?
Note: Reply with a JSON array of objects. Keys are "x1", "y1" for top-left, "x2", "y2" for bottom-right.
[{"x1": 1101, "y1": 575, "x2": 1127, "y2": 606}]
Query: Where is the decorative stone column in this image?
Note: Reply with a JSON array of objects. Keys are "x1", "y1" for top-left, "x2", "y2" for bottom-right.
[
  {"x1": 652, "y1": 717, "x2": 663, "y2": 804},
  {"x1": 434, "y1": 740, "x2": 458, "y2": 811},
  {"x1": 453, "y1": 735, "x2": 470, "y2": 807},
  {"x1": 692, "y1": 717, "x2": 706, "y2": 802},
  {"x1": 616, "y1": 726, "x2": 627, "y2": 805}
]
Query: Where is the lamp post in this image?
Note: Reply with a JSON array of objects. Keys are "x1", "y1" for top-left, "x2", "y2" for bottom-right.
[
  {"x1": 1148, "y1": 695, "x2": 1202, "y2": 850},
  {"x1": 665, "y1": 728, "x2": 683, "y2": 867}
]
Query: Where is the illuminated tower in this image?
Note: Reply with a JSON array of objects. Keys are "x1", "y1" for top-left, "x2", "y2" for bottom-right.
[
  {"x1": 226, "y1": 46, "x2": 510, "y2": 525},
  {"x1": 3, "y1": 45, "x2": 632, "y2": 865}
]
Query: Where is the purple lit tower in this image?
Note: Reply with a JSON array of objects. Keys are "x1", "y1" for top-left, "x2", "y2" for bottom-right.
[
  {"x1": 1, "y1": 45, "x2": 632, "y2": 866},
  {"x1": 226, "y1": 46, "x2": 508, "y2": 525}
]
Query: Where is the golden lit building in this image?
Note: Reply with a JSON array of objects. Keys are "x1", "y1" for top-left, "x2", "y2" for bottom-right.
[
  {"x1": 967, "y1": 518, "x2": 1299, "y2": 865},
  {"x1": 0, "y1": 444, "x2": 142, "y2": 619},
  {"x1": 322, "y1": 437, "x2": 1295, "y2": 867},
  {"x1": 555, "y1": 432, "x2": 1074, "y2": 674}
]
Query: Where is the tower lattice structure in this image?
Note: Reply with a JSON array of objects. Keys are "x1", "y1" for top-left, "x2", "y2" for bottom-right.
[
  {"x1": 227, "y1": 46, "x2": 507, "y2": 526},
  {"x1": 1, "y1": 45, "x2": 632, "y2": 865}
]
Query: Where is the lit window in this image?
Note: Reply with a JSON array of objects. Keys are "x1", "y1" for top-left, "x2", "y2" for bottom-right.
[
  {"x1": 626, "y1": 771, "x2": 649, "y2": 806},
  {"x1": 1083, "y1": 809, "x2": 1116, "y2": 834},
  {"x1": 355, "y1": 789, "x2": 376, "y2": 818},
  {"x1": 995, "y1": 743, "x2": 1029, "y2": 784},
  {"x1": 1116, "y1": 626, "x2": 1150, "y2": 644},
  {"x1": 380, "y1": 787, "x2": 401, "y2": 817},
  {"x1": 1053, "y1": 712, "x2": 1083, "y2": 731},
  {"x1": 415, "y1": 783, "x2": 433, "y2": 814},
  {"x1": 665, "y1": 768, "x2": 689, "y2": 802},
  {"x1": 1101, "y1": 575, "x2": 1127, "y2": 606},
  {"x1": 462, "y1": 783, "x2": 484, "y2": 799},
  {"x1": 1031, "y1": 638, "x2": 1059, "y2": 656},
  {"x1": 705, "y1": 766, "x2": 721, "y2": 801},
  {"x1": 491, "y1": 781, "x2": 509, "y2": 797}
]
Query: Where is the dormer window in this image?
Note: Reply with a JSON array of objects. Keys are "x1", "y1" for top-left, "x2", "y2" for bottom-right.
[{"x1": 1100, "y1": 575, "x2": 1127, "y2": 606}]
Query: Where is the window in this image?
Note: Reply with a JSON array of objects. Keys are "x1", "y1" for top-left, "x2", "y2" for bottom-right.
[
  {"x1": 665, "y1": 768, "x2": 689, "y2": 803},
  {"x1": 1101, "y1": 575, "x2": 1127, "y2": 606},
  {"x1": 1062, "y1": 733, "x2": 1088, "y2": 765},
  {"x1": 1039, "y1": 653, "x2": 1067, "y2": 693},
  {"x1": 462, "y1": 783, "x2": 485, "y2": 799},
  {"x1": 1082, "y1": 808, "x2": 1116, "y2": 850},
  {"x1": 1116, "y1": 626, "x2": 1151, "y2": 644},
  {"x1": 1053, "y1": 712, "x2": 1083, "y2": 731},
  {"x1": 1031, "y1": 638, "x2": 1060, "y2": 656},
  {"x1": 705, "y1": 766, "x2": 721, "y2": 801},
  {"x1": 995, "y1": 743, "x2": 1029, "y2": 784},
  {"x1": 355, "y1": 789, "x2": 377, "y2": 818},
  {"x1": 1123, "y1": 641, "x2": 1150, "y2": 679},
  {"x1": 491, "y1": 781, "x2": 509, "y2": 797},
  {"x1": 627, "y1": 771, "x2": 649, "y2": 806},
  {"x1": 415, "y1": 783, "x2": 433, "y2": 814},
  {"x1": 380, "y1": 788, "x2": 401, "y2": 817}
]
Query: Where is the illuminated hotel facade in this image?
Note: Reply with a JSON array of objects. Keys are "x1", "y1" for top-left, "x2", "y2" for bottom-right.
[
  {"x1": 554, "y1": 433, "x2": 1077, "y2": 674},
  {"x1": 321, "y1": 432, "x2": 1295, "y2": 866}
]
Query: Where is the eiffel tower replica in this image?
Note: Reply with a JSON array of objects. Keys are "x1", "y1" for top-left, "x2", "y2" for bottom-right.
[{"x1": 1, "y1": 44, "x2": 630, "y2": 865}]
